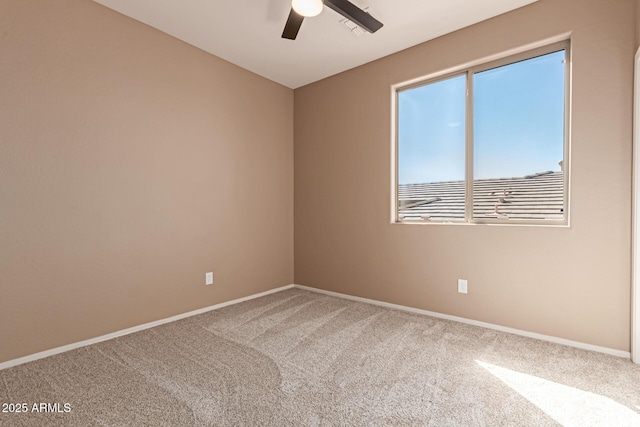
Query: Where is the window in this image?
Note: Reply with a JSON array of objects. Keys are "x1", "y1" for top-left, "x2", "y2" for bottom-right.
[{"x1": 393, "y1": 41, "x2": 570, "y2": 225}]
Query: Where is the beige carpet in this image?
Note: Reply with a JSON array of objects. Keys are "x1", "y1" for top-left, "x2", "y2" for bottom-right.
[{"x1": 1, "y1": 288, "x2": 639, "y2": 426}]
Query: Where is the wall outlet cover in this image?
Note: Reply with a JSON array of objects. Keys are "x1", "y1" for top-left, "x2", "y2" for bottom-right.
[{"x1": 458, "y1": 279, "x2": 468, "y2": 294}]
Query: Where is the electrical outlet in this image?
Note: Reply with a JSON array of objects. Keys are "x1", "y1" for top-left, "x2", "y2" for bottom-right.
[
  {"x1": 205, "y1": 272, "x2": 214, "y2": 286},
  {"x1": 457, "y1": 279, "x2": 468, "y2": 294}
]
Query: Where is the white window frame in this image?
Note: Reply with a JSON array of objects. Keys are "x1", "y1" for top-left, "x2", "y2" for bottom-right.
[{"x1": 391, "y1": 39, "x2": 572, "y2": 226}]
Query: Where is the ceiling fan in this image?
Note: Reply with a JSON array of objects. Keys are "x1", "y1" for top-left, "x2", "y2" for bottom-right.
[{"x1": 282, "y1": 0, "x2": 383, "y2": 40}]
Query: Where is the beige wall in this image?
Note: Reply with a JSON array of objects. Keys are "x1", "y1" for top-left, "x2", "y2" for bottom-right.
[
  {"x1": 1, "y1": 0, "x2": 635, "y2": 364},
  {"x1": 0, "y1": 0, "x2": 293, "y2": 363},
  {"x1": 294, "y1": 0, "x2": 635, "y2": 351}
]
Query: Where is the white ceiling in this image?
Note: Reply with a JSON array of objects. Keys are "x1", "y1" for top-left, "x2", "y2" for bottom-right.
[{"x1": 93, "y1": 0, "x2": 538, "y2": 89}]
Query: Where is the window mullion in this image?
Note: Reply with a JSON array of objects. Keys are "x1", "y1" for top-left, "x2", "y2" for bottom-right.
[{"x1": 465, "y1": 71, "x2": 474, "y2": 223}]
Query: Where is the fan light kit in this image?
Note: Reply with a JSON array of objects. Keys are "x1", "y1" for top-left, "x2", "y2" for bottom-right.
[
  {"x1": 282, "y1": 0, "x2": 383, "y2": 40},
  {"x1": 292, "y1": 0, "x2": 323, "y2": 17}
]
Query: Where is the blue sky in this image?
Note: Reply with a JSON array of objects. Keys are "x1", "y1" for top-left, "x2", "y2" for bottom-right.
[{"x1": 398, "y1": 50, "x2": 566, "y2": 185}]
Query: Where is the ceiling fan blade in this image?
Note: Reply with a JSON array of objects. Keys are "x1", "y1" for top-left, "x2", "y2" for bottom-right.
[
  {"x1": 282, "y1": 8, "x2": 304, "y2": 40},
  {"x1": 324, "y1": 0, "x2": 383, "y2": 33}
]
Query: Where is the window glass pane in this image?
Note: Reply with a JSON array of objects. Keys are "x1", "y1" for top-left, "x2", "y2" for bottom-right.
[
  {"x1": 473, "y1": 50, "x2": 566, "y2": 220},
  {"x1": 397, "y1": 75, "x2": 466, "y2": 221}
]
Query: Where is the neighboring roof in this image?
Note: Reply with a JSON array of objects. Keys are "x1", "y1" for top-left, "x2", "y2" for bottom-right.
[{"x1": 398, "y1": 171, "x2": 564, "y2": 221}]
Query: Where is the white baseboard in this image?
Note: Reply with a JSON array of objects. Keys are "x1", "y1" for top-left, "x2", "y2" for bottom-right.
[
  {"x1": 2, "y1": 282, "x2": 630, "y2": 371},
  {"x1": 0, "y1": 284, "x2": 295, "y2": 371},
  {"x1": 293, "y1": 285, "x2": 632, "y2": 359}
]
